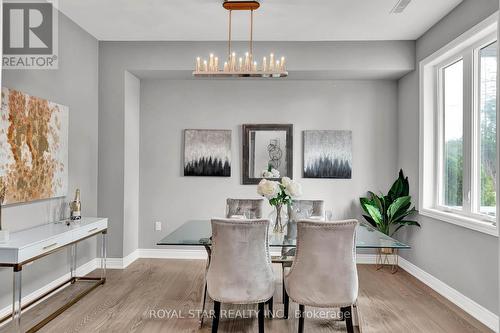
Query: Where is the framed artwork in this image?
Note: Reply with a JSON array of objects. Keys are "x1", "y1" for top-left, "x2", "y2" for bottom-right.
[
  {"x1": 0, "y1": 87, "x2": 69, "y2": 204},
  {"x1": 184, "y1": 129, "x2": 231, "y2": 177},
  {"x1": 303, "y1": 130, "x2": 352, "y2": 179},
  {"x1": 242, "y1": 124, "x2": 293, "y2": 185}
]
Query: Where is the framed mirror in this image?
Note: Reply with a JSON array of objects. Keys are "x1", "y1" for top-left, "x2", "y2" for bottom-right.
[{"x1": 242, "y1": 124, "x2": 293, "y2": 185}]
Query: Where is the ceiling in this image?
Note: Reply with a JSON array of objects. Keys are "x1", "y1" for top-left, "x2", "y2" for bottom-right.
[{"x1": 58, "y1": 0, "x2": 463, "y2": 41}]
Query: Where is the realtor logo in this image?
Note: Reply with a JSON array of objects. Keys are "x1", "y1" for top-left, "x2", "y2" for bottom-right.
[{"x1": 2, "y1": 0, "x2": 59, "y2": 69}]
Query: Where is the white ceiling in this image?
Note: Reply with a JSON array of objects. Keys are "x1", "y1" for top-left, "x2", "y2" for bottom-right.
[{"x1": 58, "y1": 0, "x2": 463, "y2": 41}]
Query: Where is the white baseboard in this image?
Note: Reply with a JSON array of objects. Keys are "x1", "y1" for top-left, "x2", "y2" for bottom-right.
[
  {"x1": 106, "y1": 250, "x2": 140, "y2": 269},
  {"x1": 139, "y1": 248, "x2": 207, "y2": 260},
  {"x1": 0, "y1": 258, "x2": 99, "y2": 320},
  {"x1": 398, "y1": 256, "x2": 498, "y2": 332},
  {"x1": 356, "y1": 254, "x2": 377, "y2": 264}
]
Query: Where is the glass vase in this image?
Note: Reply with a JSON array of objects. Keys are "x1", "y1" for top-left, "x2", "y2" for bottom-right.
[{"x1": 273, "y1": 204, "x2": 285, "y2": 233}]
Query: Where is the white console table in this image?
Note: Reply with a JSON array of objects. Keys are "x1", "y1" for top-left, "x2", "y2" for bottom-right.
[{"x1": 0, "y1": 217, "x2": 108, "y2": 332}]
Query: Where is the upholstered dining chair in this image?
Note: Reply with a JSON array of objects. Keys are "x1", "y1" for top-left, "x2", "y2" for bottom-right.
[
  {"x1": 206, "y1": 218, "x2": 275, "y2": 333},
  {"x1": 287, "y1": 200, "x2": 325, "y2": 221},
  {"x1": 284, "y1": 219, "x2": 359, "y2": 333},
  {"x1": 277, "y1": 200, "x2": 325, "y2": 315},
  {"x1": 226, "y1": 198, "x2": 264, "y2": 219}
]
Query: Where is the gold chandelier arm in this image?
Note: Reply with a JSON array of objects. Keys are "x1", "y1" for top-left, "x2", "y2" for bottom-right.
[
  {"x1": 228, "y1": 9, "x2": 232, "y2": 59},
  {"x1": 250, "y1": 9, "x2": 253, "y2": 58}
]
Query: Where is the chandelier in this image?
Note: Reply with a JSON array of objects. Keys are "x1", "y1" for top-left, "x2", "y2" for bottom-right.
[{"x1": 193, "y1": 1, "x2": 288, "y2": 78}]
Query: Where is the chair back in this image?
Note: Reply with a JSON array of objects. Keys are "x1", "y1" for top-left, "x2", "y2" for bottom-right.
[
  {"x1": 285, "y1": 219, "x2": 358, "y2": 307},
  {"x1": 207, "y1": 218, "x2": 275, "y2": 304},
  {"x1": 226, "y1": 198, "x2": 264, "y2": 219},
  {"x1": 287, "y1": 200, "x2": 325, "y2": 221}
]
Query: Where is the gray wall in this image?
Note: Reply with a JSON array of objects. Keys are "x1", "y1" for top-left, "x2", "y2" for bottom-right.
[
  {"x1": 397, "y1": 0, "x2": 499, "y2": 314},
  {"x1": 0, "y1": 13, "x2": 99, "y2": 309},
  {"x1": 99, "y1": 40, "x2": 415, "y2": 258},
  {"x1": 139, "y1": 80, "x2": 398, "y2": 248},
  {"x1": 123, "y1": 72, "x2": 140, "y2": 257}
]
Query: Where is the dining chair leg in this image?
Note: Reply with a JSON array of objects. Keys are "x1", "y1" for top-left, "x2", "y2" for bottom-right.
[
  {"x1": 267, "y1": 297, "x2": 274, "y2": 318},
  {"x1": 212, "y1": 301, "x2": 221, "y2": 333},
  {"x1": 258, "y1": 302, "x2": 265, "y2": 333},
  {"x1": 341, "y1": 306, "x2": 354, "y2": 333},
  {"x1": 200, "y1": 281, "x2": 208, "y2": 327},
  {"x1": 298, "y1": 304, "x2": 305, "y2": 333},
  {"x1": 283, "y1": 286, "x2": 289, "y2": 319}
]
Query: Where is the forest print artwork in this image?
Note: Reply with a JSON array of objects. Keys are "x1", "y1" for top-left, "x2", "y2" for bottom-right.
[
  {"x1": 184, "y1": 129, "x2": 231, "y2": 177},
  {"x1": 303, "y1": 130, "x2": 352, "y2": 179}
]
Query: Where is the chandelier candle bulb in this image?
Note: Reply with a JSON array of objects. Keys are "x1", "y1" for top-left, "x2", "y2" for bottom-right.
[
  {"x1": 203, "y1": 60, "x2": 208, "y2": 72},
  {"x1": 223, "y1": 61, "x2": 228, "y2": 72},
  {"x1": 253, "y1": 61, "x2": 257, "y2": 71},
  {"x1": 209, "y1": 54, "x2": 214, "y2": 71},
  {"x1": 263, "y1": 57, "x2": 267, "y2": 71},
  {"x1": 269, "y1": 53, "x2": 275, "y2": 70},
  {"x1": 281, "y1": 56, "x2": 285, "y2": 70},
  {"x1": 214, "y1": 57, "x2": 219, "y2": 71},
  {"x1": 244, "y1": 52, "x2": 249, "y2": 70},
  {"x1": 231, "y1": 52, "x2": 236, "y2": 71},
  {"x1": 196, "y1": 57, "x2": 201, "y2": 71},
  {"x1": 238, "y1": 57, "x2": 243, "y2": 71}
]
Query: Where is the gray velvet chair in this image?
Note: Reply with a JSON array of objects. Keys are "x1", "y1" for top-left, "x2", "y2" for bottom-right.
[
  {"x1": 206, "y1": 218, "x2": 275, "y2": 333},
  {"x1": 279, "y1": 200, "x2": 325, "y2": 312},
  {"x1": 284, "y1": 219, "x2": 359, "y2": 333},
  {"x1": 226, "y1": 198, "x2": 264, "y2": 219},
  {"x1": 287, "y1": 200, "x2": 325, "y2": 221}
]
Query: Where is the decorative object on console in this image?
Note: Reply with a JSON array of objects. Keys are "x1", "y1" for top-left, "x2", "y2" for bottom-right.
[
  {"x1": 70, "y1": 189, "x2": 82, "y2": 220},
  {"x1": 184, "y1": 129, "x2": 231, "y2": 177},
  {"x1": 193, "y1": 1, "x2": 287, "y2": 78},
  {"x1": 242, "y1": 124, "x2": 293, "y2": 185},
  {"x1": 0, "y1": 178, "x2": 8, "y2": 243},
  {"x1": 303, "y1": 130, "x2": 352, "y2": 179},
  {"x1": 0, "y1": 87, "x2": 69, "y2": 204},
  {"x1": 257, "y1": 177, "x2": 302, "y2": 233},
  {"x1": 359, "y1": 169, "x2": 420, "y2": 273}
]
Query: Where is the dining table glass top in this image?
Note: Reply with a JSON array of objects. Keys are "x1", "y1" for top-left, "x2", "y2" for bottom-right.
[{"x1": 157, "y1": 220, "x2": 410, "y2": 249}]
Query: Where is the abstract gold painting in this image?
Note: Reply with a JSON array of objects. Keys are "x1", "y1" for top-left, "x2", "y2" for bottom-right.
[{"x1": 0, "y1": 88, "x2": 68, "y2": 205}]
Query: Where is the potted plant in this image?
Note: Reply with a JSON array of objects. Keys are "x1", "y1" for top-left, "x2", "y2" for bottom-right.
[
  {"x1": 359, "y1": 169, "x2": 420, "y2": 253},
  {"x1": 257, "y1": 177, "x2": 302, "y2": 232}
]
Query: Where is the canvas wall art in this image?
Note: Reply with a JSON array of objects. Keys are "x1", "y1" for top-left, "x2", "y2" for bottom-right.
[
  {"x1": 0, "y1": 87, "x2": 69, "y2": 204},
  {"x1": 303, "y1": 130, "x2": 352, "y2": 179},
  {"x1": 184, "y1": 129, "x2": 231, "y2": 177}
]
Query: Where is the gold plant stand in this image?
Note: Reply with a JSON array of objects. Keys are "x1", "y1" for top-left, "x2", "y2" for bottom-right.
[{"x1": 376, "y1": 248, "x2": 399, "y2": 274}]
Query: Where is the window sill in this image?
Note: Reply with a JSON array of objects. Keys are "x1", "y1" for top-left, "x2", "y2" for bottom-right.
[{"x1": 420, "y1": 208, "x2": 498, "y2": 237}]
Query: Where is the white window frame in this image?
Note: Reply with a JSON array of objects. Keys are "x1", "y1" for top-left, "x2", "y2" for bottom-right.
[{"x1": 419, "y1": 12, "x2": 498, "y2": 236}]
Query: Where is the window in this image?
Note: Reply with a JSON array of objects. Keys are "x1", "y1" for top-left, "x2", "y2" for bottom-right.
[
  {"x1": 441, "y1": 60, "x2": 464, "y2": 209},
  {"x1": 478, "y1": 42, "x2": 497, "y2": 217},
  {"x1": 420, "y1": 13, "x2": 498, "y2": 236}
]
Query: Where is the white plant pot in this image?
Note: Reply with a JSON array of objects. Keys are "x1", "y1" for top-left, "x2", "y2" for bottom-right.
[{"x1": 0, "y1": 230, "x2": 10, "y2": 243}]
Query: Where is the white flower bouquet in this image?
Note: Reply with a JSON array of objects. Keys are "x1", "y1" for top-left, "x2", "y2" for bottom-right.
[{"x1": 257, "y1": 177, "x2": 302, "y2": 232}]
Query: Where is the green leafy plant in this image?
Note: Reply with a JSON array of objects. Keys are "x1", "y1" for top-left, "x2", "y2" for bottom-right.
[{"x1": 360, "y1": 169, "x2": 420, "y2": 236}]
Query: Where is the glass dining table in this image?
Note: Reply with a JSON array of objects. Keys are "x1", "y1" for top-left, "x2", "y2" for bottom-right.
[
  {"x1": 157, "y1": 219, "x2": 410, "y2": 328},
  {"x1": 157, "y1": 219, "x2": 410, "y2": 250}
]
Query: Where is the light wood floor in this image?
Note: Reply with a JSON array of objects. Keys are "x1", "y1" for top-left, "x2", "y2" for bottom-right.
[{"x1": 0, "y1": 259, "x2": 492, "y2": 333}]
